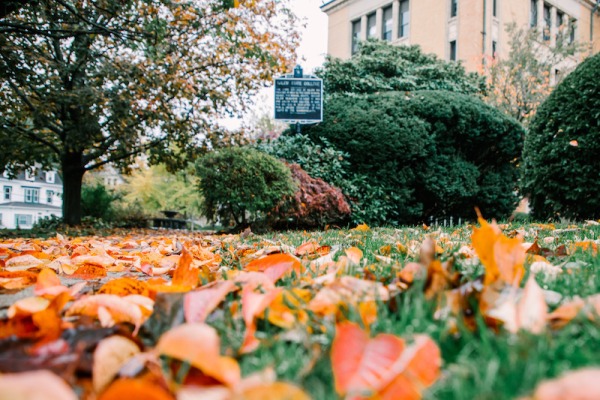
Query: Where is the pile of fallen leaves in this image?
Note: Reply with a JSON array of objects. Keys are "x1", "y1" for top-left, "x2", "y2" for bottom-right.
[{"x1": 0, "y1": 216, "x2": 599, "y2": 399}]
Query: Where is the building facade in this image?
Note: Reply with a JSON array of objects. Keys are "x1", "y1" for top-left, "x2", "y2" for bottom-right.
[
  {"x1": 321, "y1": 0, "x2": 600, "y2": 72},
  {"x1": 0, "y1": 168, "x2": 63, "y2": 229}
]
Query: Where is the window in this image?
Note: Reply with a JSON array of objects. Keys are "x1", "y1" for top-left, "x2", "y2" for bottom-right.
[
  {"x1": 24, "y1": 187, "x2": 39, "y2": 203},
  {"x1": 46, "y1": 190, "x2": 54, "y2": 204},
  {"x1": 530, "y1": 0, "x2": 538, "y2": 27},
  {"x1": 382, "y1": 6, "x2": 393, "y2": 41},
  {"x1": 399, "y1": 0, "x2": 410, "y2": 37},
  {"x1": 45, "y1": 171, "x2": 55, "y2": 183},
  {"x1": 492, "y1": 0, "x2": 497, "y2": 17},
  {"x1": 556, "y1": 11, "x2": 564, "y2": 28},
  {"x1": 543, "y1": 3, "x2": 551, "y2": 41},
  {"x1": 492, "y1": 40, "x2": 497, "y2": 59},
  {"x1": 569, "y1": 19, "x2": 576, "y2": 43},
  {"x1": 351, "y1": 19, "x2": 361, "y2": 54},
  {"x1": 3, "y1": 186, "x2": 11, "y2": 201},
  {"x1": 366, "y1": 13, "x2": 377, "y2": 39},
  {"x1": 449, "y1": 40, "x2": 457, "y2": 61},
  {"x1": 25, "y1": 169, "x2": 35, "y2": 181},
  {"x1": 450, "y1": 0, "x2": 458, "y2": 18},
  {"x1": 15, "y1": 214, "x2": 32, "y2": 227}
]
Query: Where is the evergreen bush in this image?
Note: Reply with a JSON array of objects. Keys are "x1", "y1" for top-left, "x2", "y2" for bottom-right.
[
  {"x1": 522, "y1": 53, "x2": 600, "y2": 220},
  {"x1": 195, "y1": 147, "x2": 296, "y2": 227}
]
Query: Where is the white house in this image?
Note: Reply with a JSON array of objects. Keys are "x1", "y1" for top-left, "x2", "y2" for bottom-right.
[{"x1": 0, "y1": 167, "x2": 63, "y2": 229}]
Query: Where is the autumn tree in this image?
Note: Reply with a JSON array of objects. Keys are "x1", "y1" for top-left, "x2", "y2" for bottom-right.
[
  {"x1": 0, "y1": 0, "x2": 299, "y2": 225},
  {"x1": 485, "y1": 23, "x2": 581, "y2": 125}
]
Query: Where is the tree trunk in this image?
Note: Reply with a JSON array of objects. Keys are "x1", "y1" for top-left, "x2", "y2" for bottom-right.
[{"x1": 62, "y1": 152, "x2": 86, "y2": 226}]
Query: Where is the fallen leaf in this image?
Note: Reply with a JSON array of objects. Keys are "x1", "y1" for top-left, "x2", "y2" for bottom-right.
[
  {"x1": 184, "y1": 280, "x2": 236, "y2": 323},
  {"x1": 244, "y1": 253, "x2": 303, "y2": 282},
  {"x1": 532, "y1": 368, "x2": 600, "y2": 400},
  {"x1": 156, "y1": 323, "x2": 240, "y2": 387},
  {"x1": 0, "y1": 270, "x2": 38, "y2": 290},
  {"x1": 98, "y1": 378, "x2": 174, "y2": 400},
  {"x1": 241, "y1": 284, "x2": 282, "y2": 353},
  {"x1": 331, "y1": 322, "x2": 441, "y2": 399},
  {"x1": 66, "y1": 294, "x2": 145, "y2": 335},
  {"x1": 4, "y1": 254, "x2": 44, "y2": 271},
  {"x1": 93, "y1": 335, "x2": 141, "y2": 393},
  {"x1": 172, "y1": 246, "x2": 198, "y2": 289},
  {"x1": 0, "y1": 370, "x2": 78, "y2": 400}
]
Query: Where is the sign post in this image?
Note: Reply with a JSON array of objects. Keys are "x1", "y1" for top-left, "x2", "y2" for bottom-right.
[{"x1": 274, "y1": 65, "x2": 323, "y2": 135}]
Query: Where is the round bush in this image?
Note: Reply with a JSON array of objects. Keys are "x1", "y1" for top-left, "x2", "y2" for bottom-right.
[
  {"x1": 195, "y1": 147, "x2": 296, "y2": 227},
  {"x1": 522, "y1": 53, "x2": 600, "y2": 220},
  {"x1": 304, "y1": 90, "x2": 525, "y2": 225}
]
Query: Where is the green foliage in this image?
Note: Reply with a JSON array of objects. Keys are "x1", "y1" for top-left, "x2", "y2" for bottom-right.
[
  {"x1": 521, "y1": 53, "x2": 600, "y2": 220},
  {"x1": 120, "y1": 164, "x2": 203, "y2": 217},
  {"x1": 304, "y1": 91, "x2": 525, "y2": 225},
  {"x1": 195, "y1": 147, "x2": 296, "y2": 227},
  {"x1": 316, "y1": 40, "x2": 486, "y2": 96},
  {"x1": 257, "y1": 134, "x2": 350, "y2": 189},
  {"x1": 81, "y1": 183, "x2": 119, "y2": 221},
  {"x1": 0, "y1": 0, "x2": 298, "y2": 224}
]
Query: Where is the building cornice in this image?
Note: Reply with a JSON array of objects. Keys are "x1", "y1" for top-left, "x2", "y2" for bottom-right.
[{"x1": 321, "y1": 0, "x2": 356, "y2": 14}]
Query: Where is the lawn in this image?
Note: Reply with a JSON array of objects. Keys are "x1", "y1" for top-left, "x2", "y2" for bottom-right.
[{"x1": 0, "y1": 219, "x2": 599, "y2": 399}]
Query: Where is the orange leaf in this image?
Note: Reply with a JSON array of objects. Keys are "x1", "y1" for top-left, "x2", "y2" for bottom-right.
[
  {"x1": 184, "y1": 280, "x2": 236, "y2": 323},
  {"x1": 98, "y1": 277, "x2": 151, "y2": 297},
  {"x1": 242, "y1": 382, "x2": 311, "y2": 400},
  {"x1": 332, "y1": 321, "x2": 405, "y2": 396},
  {"x1": 71, "y1": 264, "x2": 107, "y2": 279},
  {"x1": 66, "y1": 294, "x2": 146, "y2": 334},
  {"x1": 0, "y1": 270, "x2": 38, "y2": 290},
  {"x1": 172, "y1": 246, "x2": 198, "y2": 289},
  {"x1": 241, "y1": 284, "x2": 282, "y2": 353},
  {"x1": 244, "y1": 253, "x2": 303, "y2": 282},
  {"x1": 156, "y1": 323, "x2": 240, "y2": 387},
  {"x1": 98, "y1": 378, "x2": 174, "y2": 400},
  {"x1": 472, "y1": 217, "x2": 525, "y2": 286},
  {"x1": 332, "y1": 322, "x2": 441, "y2": 399}
]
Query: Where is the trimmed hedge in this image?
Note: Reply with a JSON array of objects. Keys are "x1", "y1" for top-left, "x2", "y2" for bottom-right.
[
  {"x1": 303, "y1": 90, "x2": 525, "y2": 225},
  {"x1": 522, "y1": 53, "x2": 600, "y2": 220},
  {"x1": 195, "y1": 147, "x2": 296, "y2": 227}
]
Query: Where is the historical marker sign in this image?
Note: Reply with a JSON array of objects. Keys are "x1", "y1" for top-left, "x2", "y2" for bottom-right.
[{"x1": 274, "y1": 77, "x2": 323, "y2": 124}]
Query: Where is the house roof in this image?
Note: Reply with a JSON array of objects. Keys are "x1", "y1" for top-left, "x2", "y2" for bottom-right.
[
  {"x1": 0, "y1": 202, "x2": 62, "y2": 210},
  {"x1": 13, "y1": 170, "x2": 63, "y2": 185}
]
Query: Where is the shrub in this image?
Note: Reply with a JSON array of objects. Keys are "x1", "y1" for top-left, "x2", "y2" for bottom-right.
[
  {"x1": 521, "y1": 53, "x2": 600, "y2": 220},
  {"x1": 269, "y1": 163, "x2": 351, "y2": 229},
  {"x1": 257, "y1": 134, "x2": 350, "y2": 189},
  {"x1": 317, "y1": 40, "x2": 486, "y2": 96},
  {"x1": 81, "y1": 183, "x2": 119, "y2": 221},
  {"x1": 304, "y1": 91, "x2": 525, "y2": 225},
  {"x1": 195, "y1": 147, "x2": 296, "y2": 227}
]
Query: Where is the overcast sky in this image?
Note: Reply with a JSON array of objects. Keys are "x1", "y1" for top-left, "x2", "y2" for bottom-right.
[
  {"x1": 289, "y1": 0, "x2": 328, "y2": 74},
  {"x1": 220, "y1": 0, "x2": 328, "y2": 128}
]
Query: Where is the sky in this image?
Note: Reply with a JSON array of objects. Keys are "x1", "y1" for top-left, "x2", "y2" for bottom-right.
[
  {"x1": 220, "y1": 0, "x2": 327, "y2": 129},
  {"x1": 289, "y1": 0, "x2": 328, "y2": 74}
]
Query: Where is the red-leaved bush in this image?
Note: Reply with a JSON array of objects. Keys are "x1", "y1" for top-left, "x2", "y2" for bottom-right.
[{"x1": 270, "y1": 163, "x2": 351, "y2": 229}]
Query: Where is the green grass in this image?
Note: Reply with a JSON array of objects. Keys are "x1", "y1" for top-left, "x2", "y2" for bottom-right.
[{"x1": 203, "y1": 222, "x2": 600, "y2": 399}]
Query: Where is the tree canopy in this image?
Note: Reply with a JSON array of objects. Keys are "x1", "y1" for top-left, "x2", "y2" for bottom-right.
[
  {"x1": 485, "y1": 23, "x2": 581, "y2": 125},
  {"x1": 0, "y1": 0, "x2": 299, "y2": 224},
  {"x1": 316, "y1": 40, "x2": 486, "y2": 96}
]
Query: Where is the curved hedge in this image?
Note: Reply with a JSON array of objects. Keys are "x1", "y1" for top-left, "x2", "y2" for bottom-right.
[
  {"x1": 522, "y1": 53, "x2": 600, "y2": 220},
  {"x1": 304, "y1": 90, "x2": 525, "y2": 225}
]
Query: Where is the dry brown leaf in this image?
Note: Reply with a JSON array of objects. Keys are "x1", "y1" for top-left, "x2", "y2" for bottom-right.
[{"x1": 93, "y1": 335, "x2": 141, "y2": 393}]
